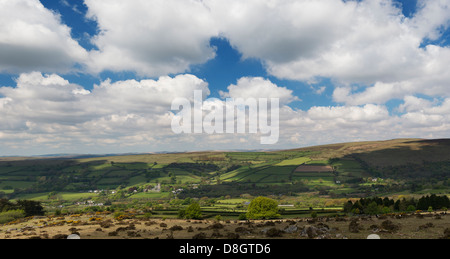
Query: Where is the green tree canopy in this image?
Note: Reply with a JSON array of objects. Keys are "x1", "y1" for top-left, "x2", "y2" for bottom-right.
[
  {"x1": 16, "y1": 200, "x2": 45, "y2": 217},
  {"x1": 364, "y1": 202, "x2": 381, "y2": 215},
  {"x1": 246, "y1": 196, "x2": 280, "y2": 220},
  {"x1": 183, "y1": 202, "x2": 202, "y2": 220}
]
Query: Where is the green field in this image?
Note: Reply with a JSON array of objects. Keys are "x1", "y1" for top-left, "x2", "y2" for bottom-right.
[
  {"x1": 0, "y1": 138, "x2": 449, "y2": 215},
  {"x1": 275, "y1": 157, "x2": 310, "y2": 166}
]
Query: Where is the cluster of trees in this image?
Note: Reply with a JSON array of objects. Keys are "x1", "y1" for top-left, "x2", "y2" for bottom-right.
[
  {"x1": 0, "y1": 199, "x2": 45, "y2": 217},
  {"x1": 0, "y1": 199, "x2": 45, "y2": 224},
  {"x1": 416, "y1": 194, "x2": 450, "y2": 210},
  {"x1": 343, "y1": 194, "x2": 450, "y2": 215}
]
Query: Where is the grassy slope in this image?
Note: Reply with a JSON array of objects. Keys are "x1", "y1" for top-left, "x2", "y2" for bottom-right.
[{"x1": 1, "y1": 138, "x2": 449, "y2": 200}]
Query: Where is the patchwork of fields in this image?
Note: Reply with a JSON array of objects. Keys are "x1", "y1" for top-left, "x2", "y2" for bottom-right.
[
  {"x1": 0, "y1": 148, "x2": 362, "y2": 201},
  {"x1": 0, "y1": 138, "x2": 449, "y2": 208}
]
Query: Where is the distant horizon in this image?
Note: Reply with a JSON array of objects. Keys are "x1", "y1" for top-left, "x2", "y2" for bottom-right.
[{"x1": 0, "y1": 137, "x2": 440, "y2": 158}]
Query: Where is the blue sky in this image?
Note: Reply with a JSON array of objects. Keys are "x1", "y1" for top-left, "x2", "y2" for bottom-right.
[
  {"x1": 29, "y1": 0, "x2": 445, "y2": 112},
  {"x1": 0, "y1": 0, "x2": 449, "y2": 155},
  {"x1": 36, "y1": 0, "x2": 411, "y2": 110}
]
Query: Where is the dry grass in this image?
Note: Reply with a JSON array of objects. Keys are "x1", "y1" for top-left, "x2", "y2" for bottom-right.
[{"x1": 1, "y1": 212, "x2": 448, "y2": 240}]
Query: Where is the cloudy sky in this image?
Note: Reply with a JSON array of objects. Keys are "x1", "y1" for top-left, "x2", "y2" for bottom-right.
[{"x1": 0, "y1": 0, "x2": 450, "y2": 156}]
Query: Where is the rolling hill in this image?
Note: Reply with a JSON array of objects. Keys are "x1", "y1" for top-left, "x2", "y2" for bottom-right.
[{"x1": 0, "y1": 138, "x2": 449, "y2": 203}]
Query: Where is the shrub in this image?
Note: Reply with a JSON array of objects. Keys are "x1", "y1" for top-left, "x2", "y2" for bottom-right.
[
  {"x1": 100, "y1": 219, "x2": 114, "y2": 228},
  {"x1": 406, "y1": 205, "x2": 416, "y2": 212},
  {"x1": 0, "y1": 209, "x2": 25, "y2": 224}
]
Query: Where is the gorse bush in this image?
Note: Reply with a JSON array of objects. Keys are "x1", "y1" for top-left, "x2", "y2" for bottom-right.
[
  {"x1": 0, "y1": 209, "x2": 25, "y2": 224},
  {"x1": 0, "y1": 198, "x2": 44, "y2": 224}
]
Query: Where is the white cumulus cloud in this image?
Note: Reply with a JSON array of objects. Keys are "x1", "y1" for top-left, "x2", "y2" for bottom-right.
[
  {"x1": 219, "y1": 77, "x2": 299, "y2": 105},
  {"x1": 0, "y1": 0, "x2": 88, "y2": 73},
  {"x1": 0, "y1": 72, "x2": 210, "y2": 155},
  {"x1": 84, "y1": 0, "x2": 219, "y2": 76}
]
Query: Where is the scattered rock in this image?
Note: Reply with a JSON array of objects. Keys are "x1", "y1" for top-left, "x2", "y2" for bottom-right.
[
  {"x1": 108, "y1": 231, "x2": 118, "y2": 236},
  {"x1": 349, "y1": 219, "x2": 361, "y2": 233},
  {"x1": 209, "y1": 223, "x2": 224, "y2": 229},
  {"x1": 192, "y1": 232, "x2": 207, "y2": 239},
  {"x1": 440, "y1": 228, "x2": 450, "y2": 239},
  {"x1": 226, "y1": 232, "x2": 240, "y2": 239},
  {"x1": 52, "y1": 234, "x2": 68, "y2": 239},
  {"x1": 211, "y1": 230, "x2": 223, "y2": 238},
  {"x1": 300, "y1": 224, "x2": 335, "y2": 239},
  {"x1": 300, "y1": 225, "x2": 318, "y2": 238},
  {"x1": 116, "y1": 224, "x2": 136, "y2": 232},
  {"x1": 265, "y1": 227, "x2": 283, "y2": 238},
  {"x1": 127, "y1": 231, "x2": 141, "y2": 237},
  {"x1": 235, "y1": 226, "x2": 251, "y2": 234},
  {"x1": 418, "y1": 222, "x2": 434, "y2": 231},
  {"x1": 335, "y1": 233, "x2": 347, "y2": 239},
  {"x1": 264, "y1": 221, "x2": 275, "y2": 227},
  {"x1": 28, "y1": 236, "x2": 43, "y2": 239},
  {"x1": 169, "y1": 225, "x2": 183, "y2": 231},
  {"x1": 284, "y1": 225, "x2": 298, "y2": 234},
  {"x1": 67, "y1": 234, "x2": 81, "y2": 239},
  {"x1": 368, "y1": 224, "x2": 379, "y2": 232},
  {"x1": 367, "y1": 234, "x2": 381, "y2": 239},
  {"x1": 380, "y1": 220, "x2": 400, "y2": 233}
]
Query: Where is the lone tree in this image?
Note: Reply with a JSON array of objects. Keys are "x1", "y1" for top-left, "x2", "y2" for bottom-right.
[
  {"x1": 16, "y1": 200, "x2": 45, "y2": 217},
  {"x1": 180, "y1": 202, "x2": 202, "y2": 220},
  {"x1": 246, "y1": 197, "x2": 280, "y2": 220}
]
